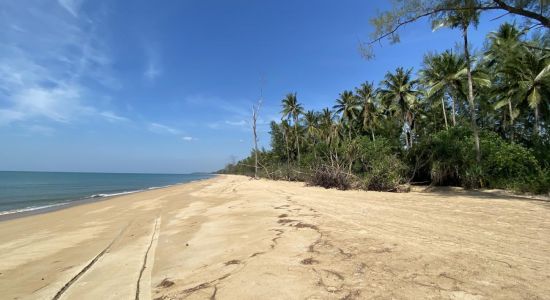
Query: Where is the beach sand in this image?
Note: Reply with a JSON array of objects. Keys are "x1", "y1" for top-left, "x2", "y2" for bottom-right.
[{"x1": 0, "y1": 175, "x2": 549, "y2": 299}]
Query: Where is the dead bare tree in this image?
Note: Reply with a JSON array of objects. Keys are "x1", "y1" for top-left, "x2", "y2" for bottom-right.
[{"x1": 252, "y1": 89, "x2": 263, "y2": 179}]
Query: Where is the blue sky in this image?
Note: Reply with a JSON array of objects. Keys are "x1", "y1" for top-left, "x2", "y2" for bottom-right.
[{"x1": 0, "y1": 1, "x2": 516, "y2": 173}]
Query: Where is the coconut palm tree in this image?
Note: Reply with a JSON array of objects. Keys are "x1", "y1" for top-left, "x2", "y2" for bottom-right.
[
  {"x1": 303, "y1": 110, "x2": 320, "y2": 158},
  {"x1": 431, "y1": 0, "x2": 481, "y2": 161},
  {"x1": 333, "y1": 90, "x2": 361, "y2": 140},
  {"x1": 515, "y1": 49, "x2": 550, "y2": 135},
  {"x1": 355, "y1": 82, "x2": 378, "y2": 140},
  {"x1": 281, "y1": 93, "x2": 304, "y2": 163},
  {"x1": 485, "y1": 23, "x2": 525, "y2": 141},
  {"x1": 378, "y1": 67, "x2": 419, "y2": 148},
  {"x1": 319, "y1": 108, "x2": 334, "y2": 144},
  {"x1": 422, "y1": 50, "x2": 468, "y2": 128}
]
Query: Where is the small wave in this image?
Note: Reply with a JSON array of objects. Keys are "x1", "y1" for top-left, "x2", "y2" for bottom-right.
[
  {"x1": 0, "y1": 202, "x2": 69, "y2": 216},
  {"x1": 88, "y1": 190, "x2": 143, "y2": 198}
]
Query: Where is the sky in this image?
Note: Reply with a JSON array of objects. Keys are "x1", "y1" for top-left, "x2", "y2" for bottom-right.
[{"x1": 0, "y1": 0, "x2": 518, "y2": 173}]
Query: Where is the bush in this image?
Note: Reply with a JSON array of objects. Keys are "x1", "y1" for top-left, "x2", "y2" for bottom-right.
[
  {"x1": 414, "y1": 127, "x2": 546, "y2": 193},
  {"x1": 357, "y1": 138, "x2": 408, "y2": 191},
  {"x1": 480, "y1": 131, "x2": 541, "y2": 189},
  {"x1": 424, "y1": 127, "x2": 477, "y2": 186},
  {"x1": 307, "y1": 165, "x2": 352, "y2": 190}
]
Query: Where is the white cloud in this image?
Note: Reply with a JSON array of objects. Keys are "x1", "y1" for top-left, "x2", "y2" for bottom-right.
[
  {"x1": 148, "y1": 122, "x2": 181, "y2": 135},
  {"x1": 0, "y1": 1, "x2": 124, "y2": 127},
  {"x1": 57, "y1": 0, "x2": 83, "y2": 17},
  {"x1": 100, "y1": 111, "x2": 129, "y2": 122},
  {"x1": 144, "y1": 62, "x2": 161, "y2": 81},
  {"x1": 0, "y1": 109, "x2": 25, "y2": 125},
  {"x1": 182, "y1": 136, "x2": 196, "y2": 141},
  {"x1": 143, "y1": 45, "x2": 162, "y2": 81},
  {"x1": 225, "y1": 120, "x2": 247, "y2": 127}
]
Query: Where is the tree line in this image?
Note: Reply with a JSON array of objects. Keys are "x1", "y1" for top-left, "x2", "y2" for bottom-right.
[{"x1": 221, "y1": 20, "x2": 549, "y2": 194}]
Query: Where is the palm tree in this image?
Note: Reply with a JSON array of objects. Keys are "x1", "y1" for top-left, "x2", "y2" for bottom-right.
[
  {"x1": 515, "y1": 49, "x2": 550, "y2": 135},
  {"x1": 281, "y1": 93, "x2": 304, "y2": 163},
  {"x1": 378, "y1": 67, "x2": 419, "y2": 148},
  {"x1": 422, "y1": 50, "x2": 468, "y2": 128},
  {"x1": 303, "y1": 110, "x2": 319, "y2": 158},
  {"x1": 333, "y1": 90, "x2": 361, "y2": 140},
  {"x1": 432, "y1": 0, "x2": 481, "y2": 161},
  {"x1": 355, "y1": 82, "x2": 378, "y2": 140},
  {"x1": 485, "y1": 23, "x2": 525, "y2": 141},
  {"x1": 319, "y1": 108, "x2": 334, "y2": 144}
]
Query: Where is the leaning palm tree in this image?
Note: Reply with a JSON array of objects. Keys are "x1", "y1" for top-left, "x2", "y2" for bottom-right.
[
  {"x1": 378, "y1": 67, "x2": 419, "y2": 148},
  {"x1": 333, "y1": 90, "x2": 361, "y2": 140},
  {"x1": 355, "y1": 82, "x2": 378, "y2": 140},
  {"x1": 281, "y1": 93, "x2": 304, "y2": 163}
]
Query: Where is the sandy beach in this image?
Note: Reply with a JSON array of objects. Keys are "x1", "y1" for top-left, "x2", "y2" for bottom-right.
[{"x1": 0, "y1": 175, "x2": 549, "y2": 299}]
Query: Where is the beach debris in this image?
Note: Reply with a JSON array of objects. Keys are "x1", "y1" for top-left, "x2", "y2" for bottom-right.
[
  {"x1": 157, "y1": 278, "x2": 175, "y2": 288},
  {"x1": 224, "y1": 259, "x2": 241, "y2": 266}
]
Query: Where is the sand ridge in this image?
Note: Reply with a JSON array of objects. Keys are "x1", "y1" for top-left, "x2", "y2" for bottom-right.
[{"x1": 0, "y1": 175, "x2": 548, "y2": 299}]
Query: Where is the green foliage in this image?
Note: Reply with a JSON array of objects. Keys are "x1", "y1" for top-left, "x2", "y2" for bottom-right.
[
  {"x1": 357, "y1": 138, "x2": 408, "y2": 191},
  {"x1": 220, "y1": 22, "x2": 549, "y2": 195},
  {"x1": 479, "y1": 132, "x2": 541, "y2": 189}
]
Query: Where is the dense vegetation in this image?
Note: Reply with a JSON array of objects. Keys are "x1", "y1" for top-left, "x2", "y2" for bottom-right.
[{"x1": 221, "y1": 21, "x2": 549, "y2": 194}]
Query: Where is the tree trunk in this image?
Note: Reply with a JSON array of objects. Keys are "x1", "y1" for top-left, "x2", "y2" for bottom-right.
[
  {"x1": 534, "y1": 104, "x2": 540, "y2": 136},
  {"x1": 371, "y1": 129, "x2": 376, "y2": 141},
  {"x1": 507, "y1": 99, "x2": 514, "y2": 143},
  {"x1": 253, "y1": 111, "x2": 259, "y2": 179},
  {"x1": 463, "y1": 26, "x2": 481, "y2": 162},
  {"x1": 294, "y1": 116, "x2": 300, "y2": 164},
  {"x1": 283, "y1": 130, "x2": 290, "y2": 179},
  {"x1": 441, "y1": 97, "x2": 449, "y2": 130},
  {"x1": 450, "y1": 91, "x2": 457, "y2": 126}
]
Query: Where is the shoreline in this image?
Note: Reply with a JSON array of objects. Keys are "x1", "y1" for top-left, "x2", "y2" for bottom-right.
[
  {"x1": 0, "y1": 175, "x2": 216, "y2": 222},
  {"x1": 1, "y1": 175, "x2": 548, "y2": 299}
]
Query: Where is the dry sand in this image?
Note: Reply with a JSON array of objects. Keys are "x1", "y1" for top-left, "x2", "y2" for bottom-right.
[{"x1": 0, "y1": 175, "x2": 549, "y2": 300}]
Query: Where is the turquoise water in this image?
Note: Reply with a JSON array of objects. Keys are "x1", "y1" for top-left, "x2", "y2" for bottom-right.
[{"x1": 0, "y1": 171, "x2": 213, "y2": 216}]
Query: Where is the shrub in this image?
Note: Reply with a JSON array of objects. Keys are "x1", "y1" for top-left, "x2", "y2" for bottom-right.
[
  {"x1": 358, "y1": 138, "x2": 408, "y2": 191},
  {"x1": 480, "y1": 131, "x2": 541, "y2": 189},
  {"x1": 426, "y1": 127, "x2": 476, "y2": 186},
  {"x1": 307, "y1": 165, "x2": 352, "y2": 190}
]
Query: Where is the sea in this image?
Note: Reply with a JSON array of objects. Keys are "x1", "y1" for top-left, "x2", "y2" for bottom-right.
[{"x1": 0, "y1": 171, "x2": 214, "y2": 217}]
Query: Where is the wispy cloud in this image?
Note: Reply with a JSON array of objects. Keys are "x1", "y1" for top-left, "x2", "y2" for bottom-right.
[
  {"x1": 144, "y1": 62, "x2": 161, "y2": 81},
  {"x1": 225, "y1": 120, "x2": 248, "y2": 127},
  {"x1": 0, "y1": 1, "x2": 125, "y2": 127},
  {"x1": 57, "y1": 0, "x2": 84, "y2": 17},
  {"x1": 148, "y1": 122, "x2": 181, "y2": 135},
  {"x1": 100, "y1": 111, "x2": 129, "y2": 123},
  {"x1": 143, "y1": 45, "x2": 162, "y2": 81},
  {"x1": 182, "y1": 136, "x2": 197, "y2": 142}
]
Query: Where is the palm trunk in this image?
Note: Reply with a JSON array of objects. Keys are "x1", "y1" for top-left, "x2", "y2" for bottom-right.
[
  {"x1": 450, "y1": 92, "x2": 457, "y2": 126},
  {"x1": 507, "y1": 99, "x2": 514, "y2": 142},
  {"x1": 371, "y1": 129, "x2": 375, "y2": 141},
  {"x1": 283, "y1": 130, "x2": 290, "y2": 178},
  {"x1": 293, "y1": 116, "x2": 301, "y2": 164},
  {"x1": 534, "y1": 104, "x2": 540, "y2": 136},
  {"x1": 463, "y1": 26, "x2": 481, "y2": 162},
  {"x1": 442, "y1": 97, "x2": 449, "y2": 130}
]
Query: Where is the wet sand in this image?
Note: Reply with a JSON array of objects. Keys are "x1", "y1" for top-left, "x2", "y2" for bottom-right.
[{"x1": 0, "y1": 175, "x2": 549, "y2": 299}]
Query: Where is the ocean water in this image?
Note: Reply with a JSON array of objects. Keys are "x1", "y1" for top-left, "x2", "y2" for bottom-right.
[{"x1": 0, "y1": 171, "x2": 213, "y2": 216}]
